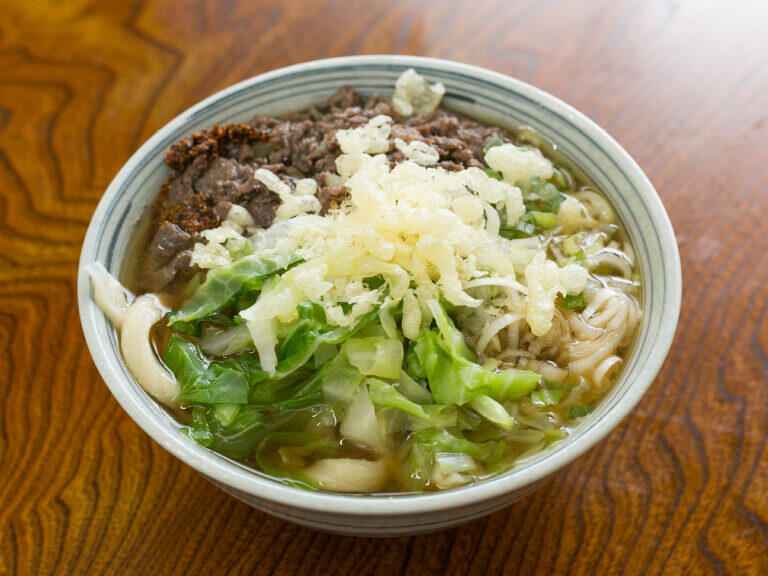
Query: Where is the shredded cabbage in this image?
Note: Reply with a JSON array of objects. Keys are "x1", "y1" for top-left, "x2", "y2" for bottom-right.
[{"x1": 340, "y1": 383, "x2": 389, "y2": 453}]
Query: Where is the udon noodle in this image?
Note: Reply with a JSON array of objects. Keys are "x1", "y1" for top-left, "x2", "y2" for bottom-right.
[{"x1": 89, "y1": 69, "x2": 641, "y2": 493}]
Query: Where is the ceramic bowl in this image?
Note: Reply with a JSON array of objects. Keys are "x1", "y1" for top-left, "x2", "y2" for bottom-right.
[{"x1": 78, "y1": 55, "x2": 681, "y2": 536}]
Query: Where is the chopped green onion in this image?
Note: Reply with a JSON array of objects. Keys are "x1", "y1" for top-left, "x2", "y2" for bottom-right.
[
  {"x1": 568, "y1": 405, "x2": 594, "y2": 419},
  {"x1": 525, "y1": 211, "x2": 557, "y2": 229},
  {"x1": 499, "y1": 219, "x2": 538, "y2": 239},
  {"x1": 523, "y1": 179, "x2": 564, "y2": 213},
  {"x1": 551, "y1": 167, "x2": 572, "y2": 191},
  {"x1": 562, "y1": 236, "x2": 580, "y2": 256},
  {"x1": 484, "y1": 167, "x2": 503, "y2": 180},
  {"x1": 562, "y1": 249, "x2": 586, "y2": 267},
  {"x1": 562, "y1": 292, "x2": 585, "y2": 311},
  {"x1": 483, "y1": 138, "x2": 503, "y2": 154}
]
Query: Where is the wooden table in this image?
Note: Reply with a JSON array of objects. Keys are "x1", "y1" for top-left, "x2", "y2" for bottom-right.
[{"x1": 2, "y1": 0, "x2": 767, "y2": 573}]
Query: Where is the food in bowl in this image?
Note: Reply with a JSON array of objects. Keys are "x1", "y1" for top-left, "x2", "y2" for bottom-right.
[{"x1": 88, "y1": 69, "x2": 642, "y2": 494}]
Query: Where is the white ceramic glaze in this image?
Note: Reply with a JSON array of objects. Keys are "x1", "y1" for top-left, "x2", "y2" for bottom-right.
[{"x1": 78, "y1": 55, "x2": 681, "y2": 536}]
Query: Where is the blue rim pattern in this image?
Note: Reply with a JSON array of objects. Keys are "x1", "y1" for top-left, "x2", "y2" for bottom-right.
[{"x1": 78, "y1": 56, "x2": 681, "y2": 533}]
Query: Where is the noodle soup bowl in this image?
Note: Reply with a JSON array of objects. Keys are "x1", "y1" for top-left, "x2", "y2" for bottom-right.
[{"x1": 78, "y1": 55, "x2": 681, "y2": 536}]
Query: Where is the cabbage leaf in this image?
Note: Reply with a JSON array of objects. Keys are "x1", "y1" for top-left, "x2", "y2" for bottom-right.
[
  {"x1": 167, "y1": 253, "x2": 300, "y2": 332},
  {"x1": 186, "y1": 404, "x2": 268, "y2": 458},
  {"x1": 414, "y1": 301, "x2": 540, "y2": 406},
  {"x1": 163, "y1": 333, "x2": 249, "y2": 404}
]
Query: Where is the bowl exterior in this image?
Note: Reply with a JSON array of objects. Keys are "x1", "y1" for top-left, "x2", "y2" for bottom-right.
[
  {"x1": 211, "y1": 476, "x2": 555, "y2": 536},
  {"x1": 78, "y1": 55, "x2": 681, "y2": 535}
]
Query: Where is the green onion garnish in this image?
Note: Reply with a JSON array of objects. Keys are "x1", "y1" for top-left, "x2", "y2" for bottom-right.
[
  {"x1": 483, "y1": 138, "x2": 503, "y2": 154},
  {"x1": 568, "y1": 405, "x2": 593, "y2": 418},
  {"x1": 562, "y1": 292, "x2": 585, "y2": 311},
  {"x1": 484, "y1": 167, "x2": 503, "y2": 180},
  {"x1": 499, "y1": 219, "x2": 538, "y2": 239},
  {"x1": 551, "y1": 168, "x2": 571, "y2": 191},
  {"x1": 525, "y1": 211, "x2": 557, "y2": 229}
]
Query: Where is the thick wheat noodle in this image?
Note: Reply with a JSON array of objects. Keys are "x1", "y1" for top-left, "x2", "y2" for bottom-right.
[
  {"x1": 569, "y1": 300, "x2": 628, "y2": 359},
  {"x1": 568, "y1": 338, "x2": 618, "y2": 374},
  {"x1": 121, "y1": 296, "x2": 180, "y2": 408},
  {"x1": 476, "y1": 314, "x2": 523, "y2": 354},
  {"x1": 568, "y1": 307, "x2": 626, "y2": 356},
  {"x1": 497, "y1": 349, "x2": 536, "y2": 360},
  {"x1": 604, "y1": 275, "x2": 638, "y2": 294},
  {"x1": 583, "y1": 288, "x2": 615, "y2": 318},
  {"x1": 590, "y1": 249, "x2": 633, "y2": 278},
  {"x1": 568, "y1": 312, "x2": 604, "y2": 340},
  {"x1": 574, "y1": 189, "x2": 615, "y2": 223},
  {"x1": 587, "y1": 297, "x2": 622, "y2": 328},
  {"x1": 486, "y1": 334, "x2": 501, "y2": 354},
  {"x1": 583, "y1": 284, "x2": 600, "y2": 301},
  {"x1": 605, "y1": 300, "x2": 630, "y2": 333},
  {"x1": 587, "y1": 300, "x2": 621, "y2": 329},
  {"x1": 87, "y1": 263, "x2": 131, "y2": 329},
  {"x1": 505, "y1": 319, "x2": 520, "y2": 351},
  {"x1": 566, "y1": 376, "x2": 591, "y2": 404},
  {"x1": 302, "y1": 458, "x2": 387, "y2": 493},
  {"x1": 623, "y1": 240, "x2": 635, "y2": 265},
  {"x1": 566, "y1": 293, "x2": 630, "y2": 376},
  {"x1": 567, "y1": 328, "x2": 621, "y2": 358},
  {"x1": 518, "y1": 358, "x2": 568, "y2": 381},
  {"x1": 622, "y1": 299, "x2": 642, "y2": 345},
  {"x1": 593, "y1": 355, "x2": 623, "y2": 389}
]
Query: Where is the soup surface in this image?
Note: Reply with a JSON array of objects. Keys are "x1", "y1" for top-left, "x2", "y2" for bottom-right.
[{"x1": 90, "y1": 70, "x2": 642, "y2": 493}]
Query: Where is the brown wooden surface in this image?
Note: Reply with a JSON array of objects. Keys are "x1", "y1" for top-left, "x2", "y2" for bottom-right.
[{"x1": 2, "y1": 0, "x2": 767, "y2": 574}]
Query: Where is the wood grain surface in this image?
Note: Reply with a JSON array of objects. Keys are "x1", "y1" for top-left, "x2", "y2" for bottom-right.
[{"x1": 2, "y1": 0, "x2": 767, "y2": 574}]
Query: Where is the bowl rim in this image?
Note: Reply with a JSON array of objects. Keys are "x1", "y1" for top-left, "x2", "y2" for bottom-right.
[{"x1": 78, "y1": 54, "x2": 681, "y2": 517}]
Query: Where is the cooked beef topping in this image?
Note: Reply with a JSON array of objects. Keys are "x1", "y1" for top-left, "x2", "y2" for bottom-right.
[
  {"x1": 317, "y1": 183, "x2": 348, "y2": 214},
  {"x1": 139, "y1": 87, "x2": 515, "y2": 293},
  {"x1": 141, "y1": 223, "x2": 194, "y2": 293},
  {"x1": 165, "y1": 123, "x2": 267, "y2": 172}
]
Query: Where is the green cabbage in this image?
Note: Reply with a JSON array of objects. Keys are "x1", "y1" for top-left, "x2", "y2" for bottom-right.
[
  {"x1": 413, "y1": 301, "x2": 540, "y2": 407},
  {"x1": 167, "y1": 253, "x2": 299, "y2": 332}
]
